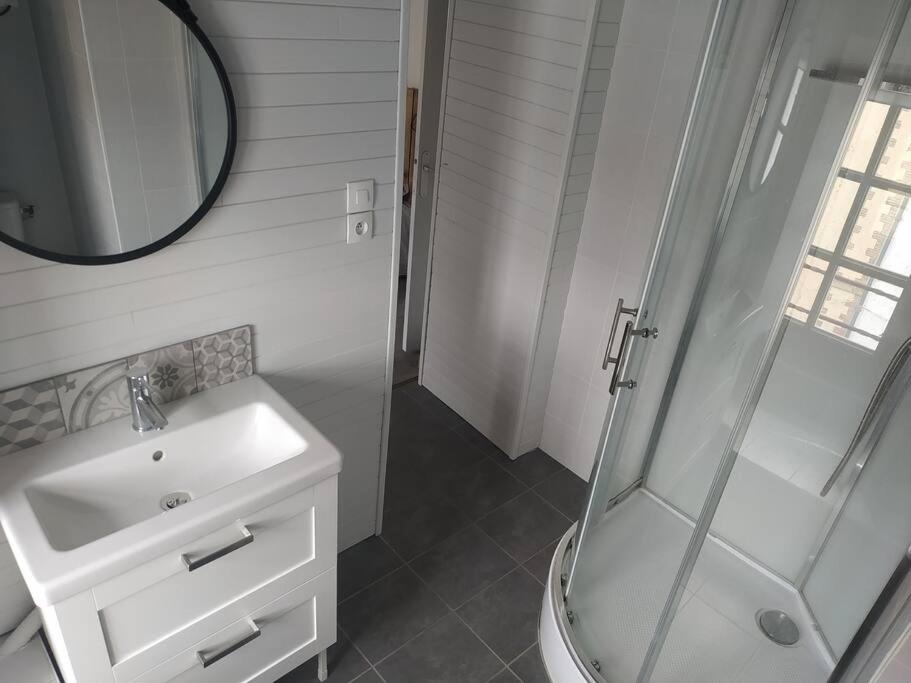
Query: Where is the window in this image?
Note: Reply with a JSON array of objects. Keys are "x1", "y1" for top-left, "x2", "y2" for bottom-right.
[{"x1": 787, "y1": 101, "x2": 911, "y2": 350}]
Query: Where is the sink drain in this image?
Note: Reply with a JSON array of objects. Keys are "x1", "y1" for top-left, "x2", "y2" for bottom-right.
[
  {"x1": 160, "y1": 492, "x2": 191, "y2": 511},
  {"x1": 757, "y1": 609, "x2": 800, "y2": 646}
]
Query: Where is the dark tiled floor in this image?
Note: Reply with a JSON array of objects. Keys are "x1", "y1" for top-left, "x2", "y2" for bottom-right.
[{"x1": 284, "y1": 382, "x2": 585, "y2": 682}]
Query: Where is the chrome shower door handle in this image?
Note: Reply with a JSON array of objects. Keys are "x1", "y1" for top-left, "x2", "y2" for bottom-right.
[
  {"x1": 602, "y1": 298, "x2": 639, "y2": 395},
  {"x1": 602, "y1": 298, "x2": 639, "y2": 370},
  {"x1": 609, "y1": 320, "x2": 637, "y2": 395}
]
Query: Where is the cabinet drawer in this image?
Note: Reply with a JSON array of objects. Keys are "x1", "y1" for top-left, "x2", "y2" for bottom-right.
[
  {"x1": 97, "y1": 477, "x2": 337, "y2": 668},
  {"x1": 130, "y1": 567, "x2": 336, "y2": 683}
]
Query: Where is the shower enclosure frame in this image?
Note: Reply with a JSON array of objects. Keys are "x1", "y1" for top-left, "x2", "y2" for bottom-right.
[{"x1": 548, "y1": 0, "x2": 911, "y2": 680}]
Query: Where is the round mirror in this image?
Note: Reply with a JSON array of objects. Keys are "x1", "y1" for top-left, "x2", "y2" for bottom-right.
[{"x1": 0, "y1": 0, "x2": 235, "y2": 264}]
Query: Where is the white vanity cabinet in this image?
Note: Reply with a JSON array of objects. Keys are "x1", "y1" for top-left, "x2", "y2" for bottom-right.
[{"x1": 41, "y1": 477, "x2": 338, "y2": 683}]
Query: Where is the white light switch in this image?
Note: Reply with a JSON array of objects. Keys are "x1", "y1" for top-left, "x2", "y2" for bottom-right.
[
  {"x1": 347, "y1": 211, "x2": 374, "y2": 244},
  {"x1": 346, "y1": 179, "x2": 374, "y2": 213}
]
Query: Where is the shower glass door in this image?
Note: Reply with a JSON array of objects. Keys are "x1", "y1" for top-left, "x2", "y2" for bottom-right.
[{"x1": 562, "y1": 0, "x2": 911, "y2": 680}]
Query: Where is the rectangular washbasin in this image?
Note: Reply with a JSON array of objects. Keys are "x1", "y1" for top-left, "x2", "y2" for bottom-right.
[
  {"x1": 0, "y1": 375, "x2": 342, "y2": 607},
  {"x1": 24, "y1": 402, "x2": 307, "y2": 551}
]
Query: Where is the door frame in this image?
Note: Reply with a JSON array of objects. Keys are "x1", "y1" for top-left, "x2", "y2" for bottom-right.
[
  {"x1": 377, "y1": 0, "x2": 412, "y2": 535},
  {"x1": 402, "y1": 0, "x2": 451, "y2": 355}
]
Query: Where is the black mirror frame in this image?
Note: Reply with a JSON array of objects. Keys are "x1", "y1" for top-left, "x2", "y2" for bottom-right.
[{"x1": 0, "y1": 0, "x2": 237, "y2": 266}]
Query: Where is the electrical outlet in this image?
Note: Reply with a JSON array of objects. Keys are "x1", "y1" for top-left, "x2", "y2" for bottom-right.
[{"x1": 347, "y1": 211, "x2": 373, "y2": 244}]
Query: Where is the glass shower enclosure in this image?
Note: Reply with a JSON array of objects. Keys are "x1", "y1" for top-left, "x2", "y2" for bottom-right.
[{"x1": 547, "y1": 0, "x2": 911, "y2": 680}]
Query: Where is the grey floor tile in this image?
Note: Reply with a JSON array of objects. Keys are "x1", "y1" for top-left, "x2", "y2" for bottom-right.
[
  {"x1": 523, "y1": 541, "x2": 558, "y2": 586},
  {"x1": 457, "y1": 569, "x2": 543, "y2": 662},
  {"x1": 478, "y1": 492, "x2": 570, "y2": 563},
  {"x1": 278, "y1": 630, "x2": 368, "y2": 682},
  {"x1": 400, "y1": 383, "x2": 468, "y2": 430},
  {"x1": 388, "y1": 393, "x2": 448, "y2": 442},
  {"x1": 338, "y1": 567, "x2": 448, "y2": 663},
  {"x1": 382, "y1": 494, "x2": 472, "y2": 561},
  {"x1": 443, "y1": 459, "x2": 527, "y2": 520},
  {"x1": 351, "y1": 671, "x2": 382, "y2": 683},
  {"x1": 452, "y1": 420, "x2": 503, "y2": 458},
  {"x1": 386, "y1": 424, "x2": 486, "y2": 492},
  {"x1": 509, "y1": 644, "x2": 549, "y2": 683},
  {"x1": 490, "y1": 669, "x2": 521, "y2": 682},
  {"x1": 411, "y1": 526, "x2": 516, "y2": 608},
  {"x1": 338, "y1": 536, "x2": 403, "y2": 601},
  {"x1": 376, "y1": 613, "x2": 502, "y2": 683},
  {"x1": 491, "y1": 448, "x2": 565, "y2": 487},
  {"x1": 534, "y1": 469, "x2": 587, "y2": 521}
]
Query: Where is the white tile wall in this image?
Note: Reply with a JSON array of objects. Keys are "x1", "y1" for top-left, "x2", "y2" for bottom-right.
[
  {"x1": 518, "y1": 0, "x2": 624, "y2": 456},
  {"x1": 0, "y1": 0, "x2": 402, "y2": 631},
  {"x1": 541, "y1": 0, "x2": 714, "y2": 480}
]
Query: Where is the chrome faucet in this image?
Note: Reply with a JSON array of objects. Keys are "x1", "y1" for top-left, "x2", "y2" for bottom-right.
[{"x1": 126, "y1": 367, "x2": 169, "y2": 433}]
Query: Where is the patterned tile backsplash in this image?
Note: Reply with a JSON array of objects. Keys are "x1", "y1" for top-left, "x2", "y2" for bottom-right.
[{"x1": 0, "y1": 325, "x2": 254, "y2": 456}]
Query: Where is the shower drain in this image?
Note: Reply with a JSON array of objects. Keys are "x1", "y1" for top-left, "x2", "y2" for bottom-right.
[{"x1": 756, "y1": 609, "x2": 800, "y2": 646}]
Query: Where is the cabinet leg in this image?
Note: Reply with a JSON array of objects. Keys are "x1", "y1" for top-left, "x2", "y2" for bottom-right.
[{"x1": 317, "y1": 649, "x2": 328, "y2": 682}]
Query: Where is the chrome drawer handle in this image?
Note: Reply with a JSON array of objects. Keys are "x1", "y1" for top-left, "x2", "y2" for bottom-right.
[
  {"x1": 196, "y1": 621, "x2": 261, "y2": 668},
  {"x1": 181, "y1": 525, "x2": 254, "y2": 572}
]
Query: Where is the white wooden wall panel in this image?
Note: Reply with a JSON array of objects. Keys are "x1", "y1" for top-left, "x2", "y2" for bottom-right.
[
  {"x1": 0, "y1": 0, "x2": 402, "y2": 632},
  {"x1": 423, "y1": 0, "x2": 593, "y2": 454}
]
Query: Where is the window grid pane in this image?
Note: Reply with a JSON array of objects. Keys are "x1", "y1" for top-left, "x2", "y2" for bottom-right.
[{"x1": 788, "y1": 103, "x2": 911, "y2": 350}]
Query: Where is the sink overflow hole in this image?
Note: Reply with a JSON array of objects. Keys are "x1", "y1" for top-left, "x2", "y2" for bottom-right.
[
  {"x1": 152, "y1": 450, "x2": 164, "y2": 462},
  {"x1": 160, "y1": 492, "x2": 191, "y2": 511}
]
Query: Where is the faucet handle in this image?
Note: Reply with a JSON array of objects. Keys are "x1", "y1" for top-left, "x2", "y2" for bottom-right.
[
  {"x1": 126, "y1": 366, "x2": 152, "y2": 393},
  {"x1": 127, "y1": 365, "x2": 151, "y2": 380}
]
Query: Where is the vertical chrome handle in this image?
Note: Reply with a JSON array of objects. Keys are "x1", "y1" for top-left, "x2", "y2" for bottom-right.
[
  {"x1": 196, "y1": 621, "x2": 261, "y2": 668},
  {"x1": 602, "y1": 298, "x2": 639, "y2": 371},
  {"x1": 602, "y1": 298, "x2": 658, "y2": 395},
  {"x1": 609, "y1": 320, "x2": 637, "y2": 395}
]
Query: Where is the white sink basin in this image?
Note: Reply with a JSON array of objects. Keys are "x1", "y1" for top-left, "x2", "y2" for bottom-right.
[{"x1": 0, "y1": 375, "x2": 341, "y2": 607}]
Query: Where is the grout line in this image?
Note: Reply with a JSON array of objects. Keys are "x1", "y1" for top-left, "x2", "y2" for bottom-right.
[
  {"x1": 345, "y1": 388, "x2": 560, "y2": 681},
  {"x1": 407, "y1": 522, "x2": 519, "y2": 611},
  {"x1": 508, "y1": 641, "x2": 540, "y2": 667},
  {"x1": 453, "y1": 609, "x2": 513, "y2": 675},
  {"x1": 338, "y1": 623, "x2": 389, "y2": 683},
  {"x1": 369, "y1": 516, "x2": 529, "y2": 676}
]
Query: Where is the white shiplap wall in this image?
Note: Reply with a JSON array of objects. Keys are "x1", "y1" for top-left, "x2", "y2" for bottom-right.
[
  {"x1": 518, "y1": 0, "x2": 623, "y2": 455},
  {"x1": 421, "y1": 0, "x2": 595, "y2": 455},
  {"x1": 0, "y1": 0, "x2": 402, "y2": 632}
]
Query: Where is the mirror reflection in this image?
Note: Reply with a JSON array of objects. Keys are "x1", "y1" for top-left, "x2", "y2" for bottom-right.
[{"x1": 0, "y1": 0, "x2": 231, "y2": 261}]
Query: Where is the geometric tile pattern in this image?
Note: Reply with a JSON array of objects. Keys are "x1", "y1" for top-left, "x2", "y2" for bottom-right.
[
  {"x1": 193, "y1": 325, "x2": 253, "y2": 390},
  {"x1": 0, "y1": 380, "x2": 66, "y2": 456},
  {"x1": 128, "y1": 341, "x2": 197, "y2": 405},
  {"x1": 0, "y1": 325, "x2": 254, "y2": 456},
  {"x1": 54, "y1": 360, "x2": 131, "y2": 433}
]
